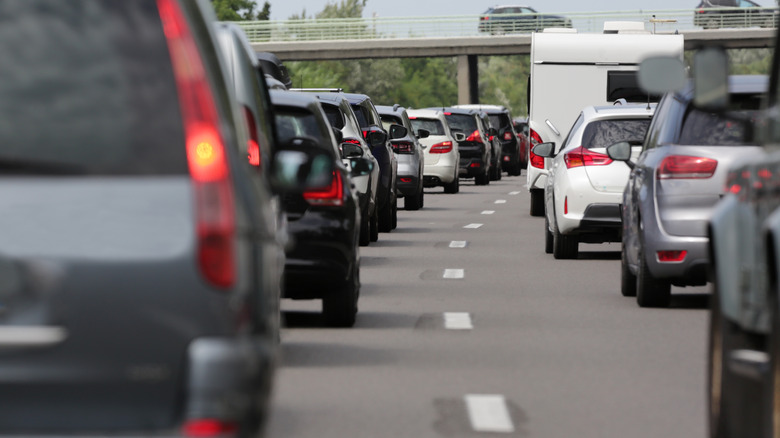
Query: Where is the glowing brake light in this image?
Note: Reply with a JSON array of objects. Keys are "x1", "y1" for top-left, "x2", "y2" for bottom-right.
[
  {"x1": 243, "y1": 106, "x2": 261, "y2": 167},
  {"x1": 466, "y1": 130, "x2": 483, "y2": 143},
  {"x1": 657, "y1": 155, "x2": 717, "y2": 179},
  {"x1": 503, "y1": 132, "x2": 513, "y2": 141},
  {"x1": 657, "y1": 250, "x2": 687, "y2": 263},
  {"x1": 392, "y1": 141, "x2": 414, "y2": 154},
  {"x1": 529, "y1": 128, "x2": 544, "y2": 169},
  {"x1": 303, "y1": 171, "x2": 344, "y2": 207},
  {"x1": 182, "y1": 419, "x2": 238, "y2": 437},
  {"x1": 430, "y1": 141, "x2": 453, "y2": 154},
  {"x1": 564, "y1": 146, "x2": 612, "y2": 169}
]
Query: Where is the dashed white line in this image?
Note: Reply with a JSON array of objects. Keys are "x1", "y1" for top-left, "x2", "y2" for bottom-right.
[
  {"x1": 443, "y1": 269, "x2": 464, "y2": 279},
  {"x1": 465, "y1": 394, "x2": 515, "y2": 433},
  {"x1": 444, "y1": 312, "x2": 473, "y2": 330},
  {"x1": 494, "y1": 199, "x2": 507, "y2": 204},
  {"x1": 481, "y1": 210, "x2": 495, "y2": 215},
  {"x1": 509, "y1": 191, "x2": 521, "y2": 195},
  {"x1": 464, "y1": 223, "x2": 483, "y2": 229},
  {"x1": 449, "y1": 241, "x2": 468, "y2": 248}
]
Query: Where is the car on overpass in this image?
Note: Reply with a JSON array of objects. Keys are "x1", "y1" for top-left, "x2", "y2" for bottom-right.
[
  {"x1": 694, "y1": 0, "x2": 779, "y2": 29},
  {"x1": 478, "y1": 5, "x2": 572, "y2": 34}
]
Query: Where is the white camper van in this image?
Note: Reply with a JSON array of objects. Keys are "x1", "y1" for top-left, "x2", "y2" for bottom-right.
[{"x1": 526, "y1": 30, "x2": 684, "y2": 216}]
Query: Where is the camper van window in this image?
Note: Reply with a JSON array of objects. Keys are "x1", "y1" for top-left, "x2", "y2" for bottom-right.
[{"x1": 607, "y1": 71, "x2": 660, "y2": 102}]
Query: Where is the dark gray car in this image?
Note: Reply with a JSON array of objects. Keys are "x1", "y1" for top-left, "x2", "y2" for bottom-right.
[{"x1": 611, "y1": 75, "x2": 768, "y2": 308}]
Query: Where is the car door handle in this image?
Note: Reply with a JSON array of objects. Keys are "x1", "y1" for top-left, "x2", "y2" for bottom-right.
[{"x1": 0, "y1": 326, "x2": 68, "y2": 349}]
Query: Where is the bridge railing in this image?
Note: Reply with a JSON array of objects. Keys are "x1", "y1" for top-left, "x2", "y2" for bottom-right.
[{"x1": 236, "y1": 9, "x2": 779, "y2": 43}]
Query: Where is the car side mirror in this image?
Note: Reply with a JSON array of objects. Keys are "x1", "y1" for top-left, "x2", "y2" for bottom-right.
[
  {"x1": 341, "y1": 142, "x2": 363, "y2": 159},
  {"x1": 389, "y1": 124, "x2": 408, "y2": 140},
  {"x1": 350, "y1": 157, "x2": 374, "y2": 176},
  {"x1": 531, "y1": 142, "x2": 555, "y2": 158},
  {"x1": 453, "y1": 132, "x2": 466, "y2": 142},
  {"x1": 606, "y1": 141, "x2": 635, "y2": 169},
  {"x1": 366, "y1": 129, "x2": 388, "y2": 147},
  {"x1": 416, "y1": 128, "x2": 430, "y2": 139},
  {"x1": 271, "y1": 136, "x2": 334, "y2": 193}
]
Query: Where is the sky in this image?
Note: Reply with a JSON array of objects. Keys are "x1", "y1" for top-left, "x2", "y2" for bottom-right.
[{"x1": 268, "y1": 0, "x2": 776, "y2": 20}]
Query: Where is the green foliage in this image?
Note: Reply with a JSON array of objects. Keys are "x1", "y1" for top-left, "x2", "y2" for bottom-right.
[
  {"x1": 479, "y1": 55, "x2": 530, "y2": 117},
  {"x1": 211, "y1": 0, "x2": 270, "y2": 21},
  {"x1": 317, "y1": 0, "x2": 366, "y2": 19}
]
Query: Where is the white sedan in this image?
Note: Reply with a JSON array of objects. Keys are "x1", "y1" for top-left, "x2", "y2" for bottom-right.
[{"x1": 533, "y1": 103, "x2": 655, "y2": 259}]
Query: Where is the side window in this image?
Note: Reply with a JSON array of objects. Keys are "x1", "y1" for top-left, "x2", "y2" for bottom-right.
[{"x1": 642, "y1": 93, "x2": 680, "y2": 150}]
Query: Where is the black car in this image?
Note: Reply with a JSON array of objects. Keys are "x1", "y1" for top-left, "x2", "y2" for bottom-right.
[
  {"x1": 0, "y1": 0, "x2": 328, "y2": 435},
  {"x1": 270, "y1": 90, "x2": 361, "y2": 327},
  {"x1": 438, "y1": 107, "x2": 494, "y2": 186},
  {"x1": 454, "y1": 105, "x2": 522, "y2": 176},
  {"x1": 478, "y1": 5, "x2": 572, "y2": 34},
  {"x1": 344, "y1": 93, "x2": 399, "y2": 232},
  {"x1": 694, "y1": 0, "x2": 778, "y2": 28}
]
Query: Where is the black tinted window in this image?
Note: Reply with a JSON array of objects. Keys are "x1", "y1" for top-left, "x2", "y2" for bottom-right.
[
  {"x1": 489, "y1": 114, "x2": 511, "y2": 130},
  {"x1": 274, "y1": 108, "x2": 328, "y2": 146},
  {"x1": 607, "y1": 71, "x2": 660, "y2": 103},
  {"x1": 410, "y1": 118, "x2": 445, "y2": 136},
  {"x1": 322, "y1": 104, "x2": 345, "y2": 129},
  {"x1": 0, "y1": 0, "x2": 187, "y2": 175},
  {"x1": 581, "y1": 119, "x2": 651, "y2": 149},
  {"x1": 678, "y1": 93, "x2": 762, "y2": 146},
  {"x1": 445, "y1": 114, "x2": 478, "y2": 134},
  {"x1": 351, "y1": 105, "x2": 370, "y2": 128}
]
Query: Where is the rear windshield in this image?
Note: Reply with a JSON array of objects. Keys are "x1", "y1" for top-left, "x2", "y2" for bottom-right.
[
  {"x1": 444, "y1": 114, "x2": 478, "y2": 135},
  {"x1": 489, "y1": 114, "x2": 511, "y2": 130},
  {"x1": 410, "y1": 118, "x2": 445, "y2": 136},
  {"x1": 581, "y1": 119, "x2": 651, "y2": 149},
  {"x1": 351, "y1": 104, "x2": 370, "y2": 129},
  {"x1": 678, "y1": 93, "x2": 763, "y2": 146},
  {"x1": 321, "y1": 103, "x2": 345, "y2": 130},
  {"x1": 275, "y1": 108, "x2": 329, "y2": 146},
  {"x1": 0, "y1": 0, "x2": 187, "y2": 175}
]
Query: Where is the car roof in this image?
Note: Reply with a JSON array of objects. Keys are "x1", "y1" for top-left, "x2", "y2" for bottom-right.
[
  {"x1": 269, "y1": 89, "x2": 322, "y2": 112},
  {"x1": 437, "y1": 107, "x2": 481, "y2": 116},
  {"x1": 376, "y1": 104, "x2": 407, "y2": 116},
  {"x1": 342, "y1": 93, "x2": 372, "y2": 104},
  {"x1": 407, "y1": 108, "x2": 445, "y2": 119},
  {"x1": 582, "y1": 103, "x2": 657, "y2": 120}
]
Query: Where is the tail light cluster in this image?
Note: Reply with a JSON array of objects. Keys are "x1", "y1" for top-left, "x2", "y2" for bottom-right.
[
  {"x1": 564, "y1": 146, "x2": 612, "y2": 169},
  {"x1": 392, "y1": 141, "x2": 414, "y2": 154},
  {"x1": 657, "y1": 155, "x2": 717, "y2": 180},
  {"x1": 430, "y1": 141, "x2": 453, "y2": 154},
  {"x1": 183, "y1": 419, "x2": 237, "y2": 437},
  {"x1": 466, "y1": 130, "x2": 483, "y2": 143},
  {"x1": 529, "y1": 128, "x2": 545, "y2": 169},
  {"x1": 724, "y1": 166, "x2": 774, "y2": 198},
  {"x1": 503, "y1": 132, "x2": 513, "y2": 141},
  {"x1": 242, "y1": 106, "x2": 261, "y2": 167},
  {"x1": 303, "y1": 171, "x2": 344, "y2": 207},
  {"x1": 159, "y1": 0, "x2": 235, "y2": 290},
  {"x1": 657, "y1": 250, "x2": 687, "y2": 263}
]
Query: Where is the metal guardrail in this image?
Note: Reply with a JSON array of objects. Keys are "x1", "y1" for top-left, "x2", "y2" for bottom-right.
[{"x1": 236, "y1": 8, "x2": 779, "y2": 43}]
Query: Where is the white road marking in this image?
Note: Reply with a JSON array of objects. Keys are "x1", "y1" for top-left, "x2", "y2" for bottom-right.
[
  {"x1": 444, "y1": 312, "x2": 473, "y2": 330},
  {"x1": 464, "y1": 223, "x2": 483, "y2": 229},
  {"x1": 494, "y1": 199, "x2": 507, "y2": 204},
  {"x1": 465, "y1": 394, "x2": 515, "y2": 433},
  {"x1": 481, "y1": 210, "x2": 495, "y2": 215},
  {"x1": 443, "y1": 269, "x2": 464, "y2": 279},
  {"x1": 449, "y1": 241, "x2": 468, "y2": 248},
  {"x1": 509, "y1": 191, "x2": 521, "y2": 195}
]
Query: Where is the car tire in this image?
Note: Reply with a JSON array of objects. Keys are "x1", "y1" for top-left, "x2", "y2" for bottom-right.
[
  {"x1": 475, "y1": 171, "x2": 489, "y2": 186},
  {"x1": 530, "y1": 189, "x2": 544, "y2": 217},
  {"x1": 379, "y1": 197, "x2": 393, "y2": 233},
  {"x1": 552, "y1": 218, "x2": 578, "y2": 259},
  {"x1": 544, "y1": 215, "x2": 553, "y2": 254},
  {"x1": 370, "y1": 208, "x2": 379, "y2": 242},
  {"x1": 359, "y1": 210, "x2": 370, "y2": 247},
  {"x1": 444, "y1": 176, "x2": 459, "y2": 194},
  {"x1": 405, "y1": 188, "x2": 422, "y2": 211},
  {"x1": 620, "y1": 243, "x2": 637, "y2": 297},
  {"x1": 391, "y1": 195, "x2": 398, "y2": 230},
  {"x1": 323, "y1": 265, "x2": 359, "y2": 328},
  {"x1": 636, "y1": 232, "x2": 671, "y2": 307}
]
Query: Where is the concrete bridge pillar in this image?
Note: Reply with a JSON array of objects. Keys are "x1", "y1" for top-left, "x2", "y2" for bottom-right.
[{"x1": 457, "y1": 55, "x2": 479, "y2": 105}]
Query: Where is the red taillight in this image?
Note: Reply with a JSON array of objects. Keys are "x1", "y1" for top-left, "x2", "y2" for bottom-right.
[
  {"x1": 503, "y1": 132, "x2": 513, "y2": 141},
  {"x1": 430, "y1": 141, "x2": 453, "y2": 154},
  {"x1": 466, "y1": 130, "x2": 483, "y2": 143},
  {"x1": 362, "y1": 129, "x2": 369, "y2": 139},
  {"x1": 564, "y1": 146, "x2": 613, "y2": 169},
  {"x1": 657, "y1": 250, "x2": 687, "y2": 263},
  {"x1": 564, "y1": 196, "x2": 568, "y2": 214},
  {"x1": 470, "y1": 162, "x2": 481, "y2": 168},
  {"x1": 242, "y1": 106, "x2": 261, "y2": 167},
  {"x1": 183, "y1": 419, "x2": 238, "y2": 437},
  {"x1": 159, "y1": 0, "x2": 235, "y2": 289},
  {"x1": 344, "y1": 138, "x2": 361, "y2": 145},
  {"x1": 304, "y1": 171, "x2": 344, "y2": 207},
  {"x1": 392, "y1": 141, "x2": 414, "y2": 154},
  {"x1": 657, "y1": 155, "x2": 717, "y2": 179},
  {"x1": 529, "y1": 129, "x2": 544, "y2": 169},
  {"x1": 400, "y1": 177, "x2": 412, "y2": 183}
]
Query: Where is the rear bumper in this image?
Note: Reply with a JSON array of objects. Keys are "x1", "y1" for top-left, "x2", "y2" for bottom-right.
[
  {"x1": 643, "y1": 232, "x2": 709, "y2": 286},
  {"x1": 458, "y1": 157, "x2": 487, "y2": 178},
  {"x1": 397, "y1": 175, "x2": 420, "y2": 197}
]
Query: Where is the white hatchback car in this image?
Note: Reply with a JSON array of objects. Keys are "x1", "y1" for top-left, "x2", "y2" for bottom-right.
[
  {"x1": 407, "y1": 109, "x2": 461, "y2": 193},
  {"x1": 533, "y1": 103, "x2": 655, "y2": 259}
]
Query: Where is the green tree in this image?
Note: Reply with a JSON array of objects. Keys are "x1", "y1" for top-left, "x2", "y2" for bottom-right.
[{"x1": 211, "y1": 0, "x2": 270, "y2": 21}]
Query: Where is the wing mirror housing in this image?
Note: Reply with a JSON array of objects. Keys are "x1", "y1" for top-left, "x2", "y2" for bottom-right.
[
  {"x1": 350, "y1": 158, "x2": 374, "y2": 176},
  {"x1": 606, "y1": 141, "x2": 635, "y2": 170},
  {"x1": 531, "y1": 142, "x2": 555, "y2": 158},
  {"x1": 365, "y1": 127, "x2": 388, "y2": 147},
  {"x1": 270, "y1": 136, "x2": 334, "y2": 193},
  {"x1": 389, "y1": 124, "x2": 408, "y2": 140},
  {"x1": 341, "y1": 142, "x2": 364, "y2": 159}
]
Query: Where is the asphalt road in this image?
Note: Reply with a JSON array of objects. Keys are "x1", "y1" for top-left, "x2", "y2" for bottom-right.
[{"x1": 268, "y1": 174, "x2": 709, "y2": 438}]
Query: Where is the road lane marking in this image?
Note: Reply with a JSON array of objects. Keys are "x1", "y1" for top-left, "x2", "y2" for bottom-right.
[
  {"x1": 449, "y1": 241, "x2": 467, "y2": 248},
  {"x1": 481, "y1": 210, "x2": 495, "y2": 215},
  {"x1": 443, "y1": 269, "x2": 464, "y2": 279},
  {"x1": 464, "y1": 223, "x2": 483, "y2": 229},
  {"x1": 494, "y1": 199, "x2": 507, "y2": 204},
  {"x1": 509, "y1": 191, "x2": 521, "y2": 195},
  {"x1": 465, "y1": 394, "x2": 515, "y2": 433},
  {"x1": 444, "y1": 312, "x2": 473, "y2": 330}
]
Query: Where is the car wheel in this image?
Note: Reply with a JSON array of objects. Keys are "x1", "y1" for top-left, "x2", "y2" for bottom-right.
[
  {"x1": 490, "y1": 163, "x2": 500, "y2": 181},
  {"x1": 405, "y1": 188, "x2": 422, "y2": 211},
  {"x1": 370, "y1": 208, "x2": 379, "y2": 242},
  {"x1": 512, "y1": 164, "x2": 522, "y2": 176},
  {"x1": 359, "y1": 210, "x2": 370, "y2": 246},
  {"x1": 530, "y1": 189, "x2": 544, "y2": 217},
  {"x1": 475, "y1": 171, "x2": 489, "y2": 186},
  {"x1": 552, "y1": 217, "x2": 578, "y2": 259},
  {"x1": 378, "y1": 197, "x2": 393, "y2": 233},
  {"x1": 636, "y1": 232, "x2": 671, "y2": 307},
  {"x1": 620, "y1": 243, "x2": 637, "y2": 297},
  {"x1": 544, "y1": 215, "x2": 553, "y2": 254},
  {"x1": 444, "y1": 176, "x2": 459, "y2": 194},
  {"x1": 323, "y1": 264, "x2": 359, "y2": 328},
  {"x1": 391, "y1": 195, "x2": 398, "y2": 229}
]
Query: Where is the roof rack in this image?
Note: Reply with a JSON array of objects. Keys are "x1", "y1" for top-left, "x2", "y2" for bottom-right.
[{"x1": 289, "y1": 88, "x2": 343, "y2": 93}]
